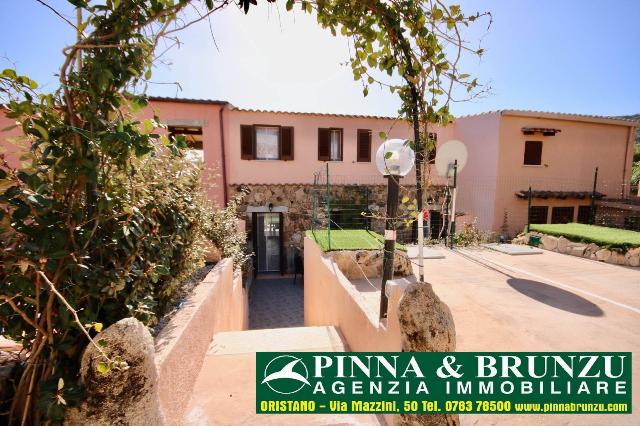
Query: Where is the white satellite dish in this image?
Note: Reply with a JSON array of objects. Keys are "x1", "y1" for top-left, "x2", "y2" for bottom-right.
[{"x1": 435, "y1": 139, "x2": 468, "y2": 177}]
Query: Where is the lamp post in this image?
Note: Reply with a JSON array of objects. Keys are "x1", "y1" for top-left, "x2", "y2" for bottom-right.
[{"x1": 375, "y1": 139, "x2": 415, "y2": 319}]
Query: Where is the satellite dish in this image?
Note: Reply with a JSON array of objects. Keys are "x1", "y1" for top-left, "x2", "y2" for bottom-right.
[{"x1": 435, "y1": 139, "x2": 468, "y2": 177}]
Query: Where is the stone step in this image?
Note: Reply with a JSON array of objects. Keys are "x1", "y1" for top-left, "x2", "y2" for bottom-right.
[{"x1": 184, "y1": 326, "x2": 383, "y2": 425}]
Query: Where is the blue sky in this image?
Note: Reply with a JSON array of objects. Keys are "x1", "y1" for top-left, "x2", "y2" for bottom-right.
[{"x1": 1, "y1": 0, "x2": 638, "y2": 118}]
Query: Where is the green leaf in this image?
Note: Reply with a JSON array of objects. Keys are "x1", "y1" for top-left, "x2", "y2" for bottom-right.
[
  {"x1": 379, "y1": 131, "x2": 387, "y2": 140},
  {"x1": 205, "y1": 0, "x2": 214, "y2": 10},
  {"x1": 96, "y1": 362, "x2": 110, "y2": 375}
]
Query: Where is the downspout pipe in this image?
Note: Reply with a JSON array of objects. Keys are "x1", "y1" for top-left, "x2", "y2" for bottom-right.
[{"x1": 219, "y1": 103, "x2": 229, "y2": 205}]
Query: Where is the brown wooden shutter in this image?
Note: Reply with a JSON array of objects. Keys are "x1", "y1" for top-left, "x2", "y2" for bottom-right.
[
  {"x1": 240, "y1": 125, "x2": 254, "y2": 160},
  {"x1": 280, "y1": 127, "x2": 294, "y2": 161},
  {"x1": 357, "y1": 129, "x2": 371, "y2": 162},
  {"x1": 523, "y1": 141, "x2": 543, "y2": 165},
  {"x1": 318, "y1": 128, "x2": 330, "y2": 161}
]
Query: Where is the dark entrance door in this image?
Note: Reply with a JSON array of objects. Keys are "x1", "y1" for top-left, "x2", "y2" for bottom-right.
[{"x1": 253, "y1": 212, "x2": 283, "y2": 273}]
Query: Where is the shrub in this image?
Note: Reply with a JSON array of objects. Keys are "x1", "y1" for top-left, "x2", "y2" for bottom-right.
[
  {"x1": 453, "y1": 219, "x2": 492, "y2": 246},
  {"x1": 0, "y1": 1, "x2": 240, "y2": 422}
]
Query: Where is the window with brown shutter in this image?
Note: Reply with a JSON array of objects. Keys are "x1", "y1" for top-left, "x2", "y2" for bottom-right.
[
  {"x1": 523, "y1": 141, "x2": 543, "y2": 165},
  {"x1": 357, "y1": 129, "x2": 371, "y2": 162},
  {"x1": 280, "y1": 127, "x2": 294, "y2": 161},
  {"x1": 318, "y1": 128, "x2": 330, "y2": 161},
  {"x1": 240, "y1": 125, "x2": 254, "y2": 160}
]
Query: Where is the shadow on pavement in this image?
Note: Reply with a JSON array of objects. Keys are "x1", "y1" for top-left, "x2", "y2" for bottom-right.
[{"x1": 507, "y1": 278, "x2": 604, "y2": 317}]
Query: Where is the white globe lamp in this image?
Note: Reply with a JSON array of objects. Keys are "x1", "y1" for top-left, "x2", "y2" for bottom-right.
[{"x1": 375, "y1": 139, "x2": 415, "y2": 177}]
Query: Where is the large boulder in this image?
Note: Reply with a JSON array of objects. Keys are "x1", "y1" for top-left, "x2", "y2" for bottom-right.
[
  {"x1": 541, "y1": 235, "x2": 558, "y2": 251},
  {"x1": 583, "y1": 243, "x2": 600, "y2": 259},
  {"x1": 566, "y1": 243, "x2": 586, "y2": 257},
  {"x1": 595, "y1": 249, "x2": 612, "y2": 263},
  {"x1": 397, "y1": 282, "x2": 458, "y2": 426},
  {"x1": 326, "y1": 249, "x2": 411, "y2": 280},
  {"x1": 66, "y1": 318, "x2": 163, "y2": 426},
  {"x1": 556, "y1": 237, "x2": 570, "y2": 253},
  {"x1": 625, "y1": 248, "x2": 640, "y2": 267}
]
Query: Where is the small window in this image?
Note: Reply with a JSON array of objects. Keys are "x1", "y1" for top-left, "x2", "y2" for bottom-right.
[
  {"x1": 255, "y1": 126, "x2": 280, "y2": 160},
  {"x1": 318, "y1": 128, "x2": 343, "y2": 161},
  {"x1": 529, "y1": 206, "x2": 548, "y2": 224},
  {"x1": 169, "y1": 126, "x2": 203, "y2": 162},
  {"x1": 551, "y1": 206, "x2": 574, "y2": 224},
  {"x1": 577, "y1": 205, "x2": 592, "y2": 224},
  {"x1": 523, "y1": 141, "x2": 543, "y2": 165},
  {"x1": 426, "y1": 132, "x2": 438, "y2": 164},
  {"x1": 329, "y1": 129, "x2": 342, "y2": 161}
]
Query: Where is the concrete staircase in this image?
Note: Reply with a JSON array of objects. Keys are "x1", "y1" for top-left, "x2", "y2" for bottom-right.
[{"x1": 183, "y1": 326, "x2": 382, "y2": 425}]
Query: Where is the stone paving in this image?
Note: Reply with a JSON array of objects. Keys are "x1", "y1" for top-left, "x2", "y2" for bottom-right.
[{"x1": 248, "y1": 274, "x2": 304, "y2": 329}]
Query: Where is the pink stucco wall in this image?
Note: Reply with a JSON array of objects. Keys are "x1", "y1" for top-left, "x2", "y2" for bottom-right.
[
  {"x1": 0, "y1": 109, "x2": 26, "y2": 169},
  {"x1": 146, "y1": 100, "x2": 227, "y2": 207},
  {"x1": 226, "y1": 109, "x2": 419, "y2": 185},
  {"x1": 491, "y1": 113, "x2": 635, "y2": 235},
  {"x1": 451, "y1": 112, "x2": 502, "y2": 231}
]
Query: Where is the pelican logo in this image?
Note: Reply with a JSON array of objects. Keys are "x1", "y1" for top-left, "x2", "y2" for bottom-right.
[{"x1": 261, "y1": 355, "x2": 310, "y2": 395}]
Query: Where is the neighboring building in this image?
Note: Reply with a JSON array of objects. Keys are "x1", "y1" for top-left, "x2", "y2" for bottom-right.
[
  {"x1": 452, "y1": 110, "x2": 638, "y2": 236},
  {"x1": 1, "y1": 99, "x2": 638, "y2": 273}
]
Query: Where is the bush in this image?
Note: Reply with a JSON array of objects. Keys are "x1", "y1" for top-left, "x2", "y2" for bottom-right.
[
  {"x1": 453, "y1": 219, "x2": 492, "y2": 246},
  {"x1": 0, "y1": 1, "x2": 245, "y2": 422}
]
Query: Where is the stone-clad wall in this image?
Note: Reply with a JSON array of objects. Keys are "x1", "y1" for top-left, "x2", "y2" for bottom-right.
[{"x1": 228, "y1": 183, "x2": 445, "y2": 272}]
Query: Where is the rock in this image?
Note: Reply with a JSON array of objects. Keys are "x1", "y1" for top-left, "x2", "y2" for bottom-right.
[
  {"x1": 627, "y1": 247, "x2": 640, "y2": 257},
  {"x1": 626, "y1": 255, "x2": 640, "y2": 267},
  {"x1": 326, "y1": 249, "x2": 411, "y2": 280},
  {"x1": 606, "y1": 251, "x2": 626, "y2": 265},
  {"x1": 583, "y1": 243, "x2": 600, "y2": 258},
  {"x1": 66, "y1": 318, "x2": 164, "y2": 426},
  {"x1": 541, "y1": 235, "x2": 558, "y2": 251},
  {"x1": 615, "y1": 252, "x2": 627, "y2": 265},
  {"x1": 566, "y1": 244, "x2": 586, "y2": 257},
  {"x1": 294, "y1": 188, "x2": 306, "y2": 202},
  {"x1": 397, "y1": 282, "x2": 458, "y2": 426},
  {"x1": 595, "y1": 249, "x2": 611, "y2": 262},
  {"x1": 557, "y1": 237, "x2": 570, "y2": 253}
]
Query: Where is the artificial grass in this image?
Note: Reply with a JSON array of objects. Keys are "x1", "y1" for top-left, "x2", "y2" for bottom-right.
[
  {"x1": 528, "y1": 223, "x2": 640, "y2": 249},
  {"x1": 305, "y1": 229, "x2": 407, "y2": 252}
]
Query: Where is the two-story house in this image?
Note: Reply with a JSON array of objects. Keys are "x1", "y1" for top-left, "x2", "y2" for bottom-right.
[{"x1": 1, "y1": 97, "x2": 637, "y2": 273}]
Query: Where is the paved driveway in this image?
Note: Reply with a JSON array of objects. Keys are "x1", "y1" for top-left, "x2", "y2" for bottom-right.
[{"x1": 417, "y1": 247, "x2": 640, "y2": 425}]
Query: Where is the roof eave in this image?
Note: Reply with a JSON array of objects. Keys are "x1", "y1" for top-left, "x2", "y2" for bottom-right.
[{"x1": 500, "y1": 110, "x2": 640, "y2": 127}]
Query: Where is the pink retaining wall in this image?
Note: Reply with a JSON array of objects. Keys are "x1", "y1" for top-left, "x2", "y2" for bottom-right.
[
  {"x1": 154, "y1": 258, "x2": 248, "y2": 425},
  {"x1": 303, "y1": 237, "x2": 406, "y2": 352}
]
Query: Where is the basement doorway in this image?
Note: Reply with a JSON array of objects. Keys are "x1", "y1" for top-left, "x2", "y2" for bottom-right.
[{"x1": 252, "y1": 212, "x2": 284, "y2": 274}]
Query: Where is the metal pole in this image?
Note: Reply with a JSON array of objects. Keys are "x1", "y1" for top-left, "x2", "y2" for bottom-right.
[
  {"x1": 380, "y1": 175, "x2": 400, "y2": 320},
  {"x1": 590, "y1": 167, "x2": 598, "y2": 225},
  {"x1": 449, "y1": 160, "x2": 458, "y2": 249},
  {"x1": 526, "y1": 186, "x2": 532, "y2": 233},
  {"x1": 326, "y1": 163, "x2": 331, "y2": 250},
  {"x1": 417, "y1": 206, "x2": 425, "y2": 282}
]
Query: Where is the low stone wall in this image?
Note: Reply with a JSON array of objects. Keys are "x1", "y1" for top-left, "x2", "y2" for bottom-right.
[
  {"x1": 514, "y1": 232, "x2": 640, "y2": 267},
  {"x1": 324, "y1": 249, "x2": 412, "y2": 279},
  {"x1": 154, "y1": 258, "x2": 248, "y2": 425}
]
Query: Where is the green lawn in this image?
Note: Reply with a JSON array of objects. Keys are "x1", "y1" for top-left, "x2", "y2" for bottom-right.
[
  {"x1": 306, "y1": 229, "x2": 407, "y2": 252},
  {"x1": 529, "y1": 223, "x2": 640, "y2": 249}
]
